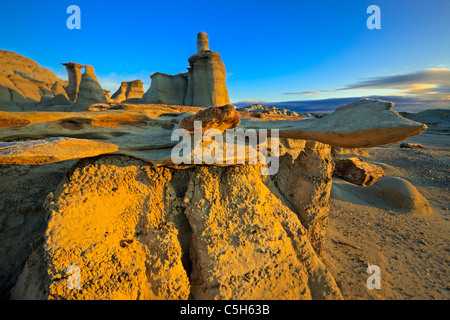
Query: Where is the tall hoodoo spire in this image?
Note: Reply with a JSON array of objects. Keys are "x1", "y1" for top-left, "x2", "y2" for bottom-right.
[{"x1": 197, "y1": 32, "x2": 209, "y2": 53}]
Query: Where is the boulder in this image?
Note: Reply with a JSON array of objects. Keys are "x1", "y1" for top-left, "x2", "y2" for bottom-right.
[
  {"x1": 399, "y1": 143, "x2": 424, "y2": 149},
  {"x1": 333, "y1": 157, "x2": 385, "y2": 186},
  {"x1": 365, "y1": 177, "x2": 432, "y2": 214},
  {"x1": 73, "y1": 65, "x2": 108, "y2": 111},
  {"x1": 179, "y1": 104, "x2": 240, "y2": 133},
  {"x1": 111, "y1": 80, "x2": 144, "y2": 102}
]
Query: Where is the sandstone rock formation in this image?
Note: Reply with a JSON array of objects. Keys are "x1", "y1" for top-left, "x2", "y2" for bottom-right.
[
  {"x1": 333, "y1": 157, "x2": 385, "y2": 186},
  {"x1": 364, "y1": 177, "x2": 432, "y2": 215},
  {"x1": 35, "y1": 94, "x2": 72, "y2": 108},
  {"x1": 111, "y1": 80, "x2": 145, "y2": 103},
  {"x1": 0, "y1": 160, "x2": 75, "y2": 298},
  {"x1": 0, "y1": 137, "x2": 118, "y2": 165},
  {"x1": 239, "y1": 104, "x2": 300, "y2": 117},
  {"x1": 10, "y1": 154, "x2": 341, "y2": 300},
  {"x1": 141, "y1": 73, "x2": 188, "y2": 105},
  {"x1": 0, "y1": 97, "x2": 429, "y2": 299},
  {"x1": 239, "y1": 99, "x2": 428, "y2": 148},
  {"x1": 0, "y1": 99, "x2": 427, "y2": 166},
  {"x1": 185, "y1": 32, "x2": 230, "y2": 107},
  {"x1": 73, "y1": 65, "x2": 108, "y2": 111},
  {"x1": 179, "y1": 104, "x2": 240, "y2": 133},
  {"x1": 61, "y1": 62, "x2": 84, "y2": 102},
  {"x1": 103, "y1": 89, "x2": 111, "y2": 100},
  {"x1": 0, "y1": 50, "x2": 68, "y2": 105},
  {"x1": 141, "y1": 32, "x2": 230, "y2": 107},
  {"x1": 399, "y1": 143, "x2": 424, "y2": 149}
]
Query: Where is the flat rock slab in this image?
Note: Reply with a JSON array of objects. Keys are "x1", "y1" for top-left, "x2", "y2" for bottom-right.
[
  {"x1": 239, "y1": 99, "x2": 427, "y2": 148},
  {"x1": 0, "y1": 137, "x2": 118, "y2": 165}
]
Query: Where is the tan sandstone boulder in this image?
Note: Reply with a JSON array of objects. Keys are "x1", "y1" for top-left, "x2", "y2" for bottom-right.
[
  {"x1": 333, "y1": 157, "x2": 385, "y2": 186},
  {"x1": 179, "y1": 104, "x2": 240, "y2": 133}
]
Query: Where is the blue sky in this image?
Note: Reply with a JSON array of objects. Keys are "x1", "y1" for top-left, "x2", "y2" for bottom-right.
[{"x1": 1, "y1": 0, "x2": 449, "y2": 110}]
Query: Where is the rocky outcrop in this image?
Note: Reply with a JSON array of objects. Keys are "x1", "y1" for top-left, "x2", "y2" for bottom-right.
[
  {"x1": 239, "y1": 104, "x2": 300, "y2": 117},
  {"x1": 185, "y1": 32, "x2": 230, "y2": 107},
  {"x1": 141, "y1": 32, "x2": 230, "y2": 107},
  {"x1": 333, "y1": 157, "x2": 385, "y2": 186},
  {"x1": 0, "y1": 160, "x2": 74, "y2": 299},
  {"x1": 0, "y1": 50, "x2": 68, "y2": 105},
  {"x1": 399, "y1": 143, "x2": 424, "y2": 149},
  {"x1": 35, "y1": 94, "x2": 72, "y2": 108},
  {"x1": 73, "y1": 65, "x2": 108, "y2": 111},
  {"x1": 239, "y1": 99, "x2": 428, "y2": 148},
  {"x1": 179, "y1": 104, "x2": 240, "y2": 133},
  {"x1": 111, "y1": 80, "x2": 144, "y2": 103},
  {"x1": 0, "y1": 99, "x2": 428, "y2": 166},
  {"x1": 269, "y1": 141, "x2": 333, "y2": 255},
  {"x1": 141, "y1": 73, "x2": 188, "y2": 105},
  {"x1": 364, "y1": 177, "x2": 432, "y2": 214},
  {"x1": 11, "y1": 154, "x2": 341, "y2": 300},
  {"x1": 0, "y1": 137, "x2": 118, "y2": 165},
  {"x1": 61, "y1": 62, "x2": 84, "y2": 102}
]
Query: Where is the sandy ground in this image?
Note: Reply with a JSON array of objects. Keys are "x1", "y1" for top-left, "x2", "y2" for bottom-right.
[{"x1": 324, "y1": 131, "x2": 450, "y2": 299}]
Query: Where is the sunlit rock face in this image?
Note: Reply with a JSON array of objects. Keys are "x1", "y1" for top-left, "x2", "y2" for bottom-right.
[
  {"x1": 10, "y1": 151, "x2": 342, "y2": 300},
  {"x1": 142, "y1": 32, "x2": 230, "y2": 107}
]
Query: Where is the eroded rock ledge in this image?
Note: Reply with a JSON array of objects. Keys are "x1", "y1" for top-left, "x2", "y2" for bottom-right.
[{"x1": 11, "y1": 146, "x2": 341, "y2": 300}]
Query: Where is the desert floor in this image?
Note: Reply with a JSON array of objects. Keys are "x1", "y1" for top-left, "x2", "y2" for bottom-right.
[{"x1": 324, "y1": 131, "x2": 449, "y2": 299}]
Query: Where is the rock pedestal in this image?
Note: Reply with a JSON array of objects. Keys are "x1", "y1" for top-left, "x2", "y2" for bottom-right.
[
  {"x1": 73, "y1": 65, "x2": 108, "y2": 110},
  {"x1": 142, "y1": 32, "x2": 230, "y2": 107},
  {"x1": 62, "y1": 62, "x2": 84, "y2": 102}
]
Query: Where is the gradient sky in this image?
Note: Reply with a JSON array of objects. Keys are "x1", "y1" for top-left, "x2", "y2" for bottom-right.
[{"x1": 1, "y1": 0, "x2": 449, "y2": 110}]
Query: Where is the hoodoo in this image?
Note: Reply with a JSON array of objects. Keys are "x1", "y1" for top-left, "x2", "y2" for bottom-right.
[{"x1": 141, "y1": 32, "x2": 230, "y2": 107}]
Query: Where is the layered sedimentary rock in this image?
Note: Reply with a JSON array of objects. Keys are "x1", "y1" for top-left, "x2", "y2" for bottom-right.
[
  {"x1": 142, "y1": 32, "x2": 230, "y2": 107},
  {"x1": 0, "y1": 99, "x2": 427, "y2": 166},
  {"x1": 141, "y1": 73, "x2": 188, "y2": 105},
  {"x1": 111, "y1": 80, "x2": 145, "y2": 102},
  {"x1": 0, "y1": 50, "x2": 68, "y2": 105},
  {"x1": 239, "y1": 99, "x2": 428, "y2": 148},
  {"x1": 73, "y1": 65, "x2": 108, "y2": 111},
  {"x1": 333, "y1": 157, "x2": 385, "y2": 186},
  {"x1": 11, "y1": 154, "x2": 341, "y2": 300},
  {"x1": 0, "y1": 137, "x2": 118, "y2": 165},
  {"x1": 61, "y1": 62, "x2": 84, "y2": 102}
]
